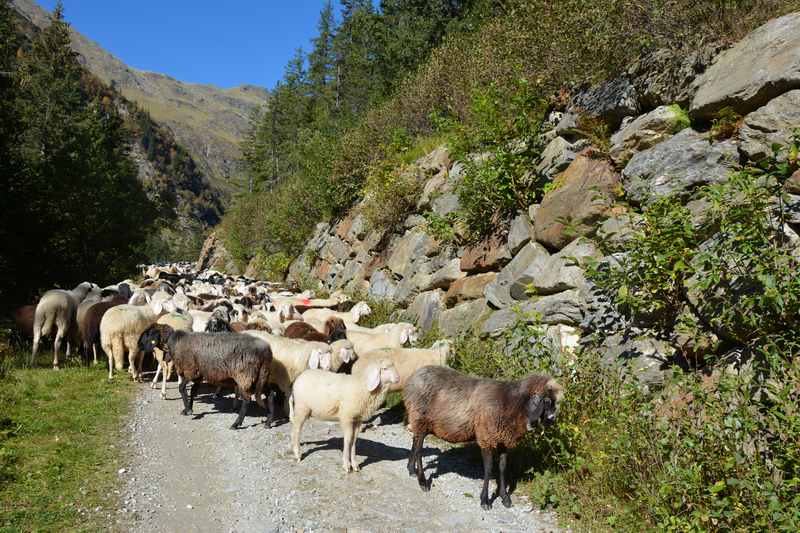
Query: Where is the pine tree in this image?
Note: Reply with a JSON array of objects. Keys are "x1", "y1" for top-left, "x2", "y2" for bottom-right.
[{"x1": 308, "y1": 1, "x2": 337, "y2": 123}]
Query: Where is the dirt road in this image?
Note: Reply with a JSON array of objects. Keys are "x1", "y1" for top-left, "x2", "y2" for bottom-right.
[{"x1": 119, "y1": 381, "x2": 561, "y2": 532}]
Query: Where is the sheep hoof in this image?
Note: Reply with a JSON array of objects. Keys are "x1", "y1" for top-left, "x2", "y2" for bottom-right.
[
  {"x1": 420, "y1": 481, "x2": 431, "y2": 493},
  {"x1": 181, "y1": 408, "x2": 193, "y2": 416},
  {"x1": 352, "y1": 464, "x2": 360, "y2": 472},
  {"x1": 230, "y1": 423, "x2": 241, "y2": 430},
  {"x1": 501, "y1": 495, "x2": 513, "y2": 508},
  {"x1": 480, "y1": 499, "x2": 492, "y2": 511},
  {"x1": 160, "y1": 393, "x2": 167, "y2": 400},
  {"x1": 407, "y1": 464, "x2": 416, "y2": 477},
  {"x1": 151, "y1": 383, "x2": 157, "y2": 389},
  {"x1": 52, "y1": 365, "x2": 60, "y2": 370}
]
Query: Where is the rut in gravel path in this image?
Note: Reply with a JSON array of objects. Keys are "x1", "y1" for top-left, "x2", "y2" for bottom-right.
[{"x1": 120, "y1": 380, "x2": 562, "y2": 532}]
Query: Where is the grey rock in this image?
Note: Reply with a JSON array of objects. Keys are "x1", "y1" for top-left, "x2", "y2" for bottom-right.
[
  {"x1": 570, "y1": 77, "x2": 640, "y2": 130},
  {"x1": 507, "y1": 212, "x2": 535, "y2": 255},
  {"x1": 409, "y1": 290, "x2": 445, "y2": 332},
  {"x1": 439, "y1": 299, "x2": 488, "y2": 337},
  {"x1": 528, "y1": 203, "x2": 540, "y2": 223},
  {"x1": 510, "y1": 238, "x2": 601, "y2": 299},
  {"x1": 739, "y1": 90, "x2": 800, "y2": 161},
  {"x1": 480, "y1": 307, "x2": 518, "y2": 337},
  {"x1": 404, "y1": 214, "x2": 427, "y2": 229},
  {"x1": 321, "y1": 236, "x2": 352, "y2": 263},
  {"x1": 598, "y1": 333, "x2": 676, "y2": 387},
  {"x1": 368, "y1": 270, "x2": 397, "y2": 300},
  {"x1": 481, "y1": 289, "x2": 585, "y2": 336},
  {"x1": 554, "y1": 112, "x2": 582, "y2": 138},
  {"x1": 418, "y1": 170, "x2": 449, "y2": 209},
  {"x1": 448, "y1": 161, "x2": 466, "y2": 184},
  {"x1": 596, "y1": 213, "x2": 643, "y2": 248},
  {"x1": 386, "y1": 230, "x2": 438, "y2": 277},
  {"x1": 307, "y1": 222, "x2": 331, "y2": 252},
  {"x1": 346, "y1": 214, "x2": 367, "y2": 242},
  {"x1": 425, "y1": 258, "x2": 465, "y2": 291},
  {"x1": 432, "y1": 193, "x2": 460, "y2": 217},
  {"x1": 536, "y1": 136, "x2": 589, "y2": 176},
  {"x1": 485, "y1": 242, "x2": 551, "y2": 309},
  {"x1": 622, "y1": 128, "x2": 738, "y2": 204},
  {"x1": 691, "y1": 12, "x2": 800, "y2": 119},
  {"x1": 609, "y1": 105, "x2": 689, "y2": 165}
]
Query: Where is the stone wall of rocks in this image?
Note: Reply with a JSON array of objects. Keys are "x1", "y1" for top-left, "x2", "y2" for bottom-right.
[{"x1": 278, "y1": 12, "x2": 800, "y2": 386}]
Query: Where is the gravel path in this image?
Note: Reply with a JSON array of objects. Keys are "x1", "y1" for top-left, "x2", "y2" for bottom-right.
[{"x1": 120, "y1": 380, "x2": 562, "y2": 532}]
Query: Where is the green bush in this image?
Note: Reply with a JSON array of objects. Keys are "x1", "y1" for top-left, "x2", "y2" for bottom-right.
[{"x1": 252, "y1": 251, "x2": 293, "y2": 282}]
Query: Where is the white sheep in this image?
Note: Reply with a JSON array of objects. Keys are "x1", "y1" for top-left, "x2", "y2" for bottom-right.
[
  {"x1": 301, "y1": 301, "x2": 371, "y2": 328},
  {"x1": 345, "y1": 323, "x2": 417, "y2": 356},
  {"x1": 31, "y1": 281, "x2": 99, "y2": 368},
  {"x1": 243, "y1": 331, "x2": 334, "y2": 408},
  {"x1": 329, "y1": 339, "x2": 356, "y2": 372},
  {"x1": 149, "y1": 312, "x2": 194, "y2": 399},
  {"x1": 100, "y1": 299, "x2": 167, "y2": 381},
  {"x1": 290, "y1": 358, "x2": 400, "y2": 472},
  {"x1": 351, "y1": 340, "x2": 452, "y2": 391}
]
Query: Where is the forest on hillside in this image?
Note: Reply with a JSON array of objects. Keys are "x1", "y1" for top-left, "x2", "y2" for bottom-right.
[{"x1": 0, "y1": 1, "x2": 222, "y2": 309}]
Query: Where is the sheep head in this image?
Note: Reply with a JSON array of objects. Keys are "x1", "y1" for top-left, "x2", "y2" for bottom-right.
[
  {"x1": 351, "y1": 302, "x2": 372, "y2": 322},
  {"x1": 308, "y1": 348, "x2": 332, "y2": 371},
  {"x1": 365, "y1": 359, "x2": 400, "y2": 391},
  {"x1": 137, "y1": 324, "x2": 174, "y2": 355},
  {"x1": 524, "y1": 377, "x2": 563, "y2": 429}
]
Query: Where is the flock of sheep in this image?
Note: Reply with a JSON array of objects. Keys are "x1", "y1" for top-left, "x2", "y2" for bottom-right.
[{"x1": 13, "y1": 263, "x2": 563, "y2": 511}]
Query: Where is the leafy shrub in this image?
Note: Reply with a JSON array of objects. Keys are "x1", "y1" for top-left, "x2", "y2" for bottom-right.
[
  {"x1": 710, "y1": 106, "x2": 743, "y2": 140},
  {"x1": 423, "y1": 211, "x2": 456, "y2": 243},
  {"x1": 589, "y1": 134, "x2": 800, "y2": 348},
  {"x1": 252, "y1": 251, "x2": 293, "y2": 282}
]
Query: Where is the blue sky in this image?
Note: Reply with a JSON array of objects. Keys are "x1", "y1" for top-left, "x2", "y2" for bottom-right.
[{"x1": 38, "y1": 1, "x2": 334, "y2": 89}]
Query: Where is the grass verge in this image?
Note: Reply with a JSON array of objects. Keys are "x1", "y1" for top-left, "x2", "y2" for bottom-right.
[{"x1": 0, "y1": 352, "x2": 135, "y2": 532}]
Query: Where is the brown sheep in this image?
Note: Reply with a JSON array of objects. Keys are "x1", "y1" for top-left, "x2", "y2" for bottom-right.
[
  {"x1": 403, "y1": 366, "x2": 563, "y2": 511},
  {"x1": 283, "y1": 317, "x2": 347, "y2": 343},
  {"x1": 12, "y1": 304, "x2": 36, "y2": 340},
  {"x1": 230, "y1": 321, "x2": 272, "y2": 333},
  {"x1": 79, "y1": 296, "x2": 127, "y2": 366}
]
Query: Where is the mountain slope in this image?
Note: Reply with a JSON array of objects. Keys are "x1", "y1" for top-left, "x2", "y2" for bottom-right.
[{"x1": 12, "y1": 0, "x2": 267, "y2": 194}]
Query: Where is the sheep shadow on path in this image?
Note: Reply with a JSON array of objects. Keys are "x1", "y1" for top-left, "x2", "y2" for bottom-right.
[
  {"x1": 423, "y1": 443, "x2": 527, "y2": 497},
  {"x1": 301, "y1": 435, "x2": 428, "y2": 470}
]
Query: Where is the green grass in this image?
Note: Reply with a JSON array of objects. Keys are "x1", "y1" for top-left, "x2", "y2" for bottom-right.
[{"x1": 0, "y1": 352, "x2": 136, "y2": 533}]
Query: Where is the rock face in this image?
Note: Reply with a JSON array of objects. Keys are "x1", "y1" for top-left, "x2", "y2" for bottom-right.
[
  {"x1": 739, "y1": 90, "x2": 800, "y2": 161},
  {"x1": 690, "y1": 12, "x2": 800, "y2": 120},
  {"x1": 485, "y1": 242, "x2": 551, "y2": 309},
  {"x1": 622, "y1": 129, "x2": 738, "y2": 205},
  {"x1": 196, "y1": 232, "x2": 239, "y2": 275},
  {"x1": 445, "y1": 273, "x2": 497, "y2": 306},
  {"x1": 609, "y1": 105, "x2": 689, "y2": 165},
  {"x1": 439, "y1": 299, "x2": 488, "y2": 337},
  {"x1": 409, "y1": 290, "x2": 444, "y2": 332},
  {"x1": 535, "y1": 150, "x2": 621, "y2": 250},
  {"x1": 570, "y1": 77, "x2": 640, "y2": 130},
  {"x1": 537, "y1": 136, "x2": 590, "y2": 177},
  {"x1": 460, "y1": 232, "x2": 512, "y2": 273}
]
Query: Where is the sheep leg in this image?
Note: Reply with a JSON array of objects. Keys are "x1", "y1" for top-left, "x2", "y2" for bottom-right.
[
  {"x1": 479, "y1": 447, "x2": 494, "y2": 511},
  {"x1": 178, "y1": 379, "x2": 192, "y2": 415},
  {"x1": 407, "y1": 433, "x2": 422, "y2": 477},
  {"x1": 152, "y1": 363, "x2": 162, "y2": 389},
  {"x1": 188, "y1": 382, "x2": 199, "y2": 412},
  {"x1": 415, "y1": 433, "x2": 429, "y2": 491},
  {"x1": 341, "y1": 419, "x2": 355, "y2": 473},
  {"x1": 52, "y1": 332, "x2": 63, "y2": 370},
  {"x1": 498, "y1": 447, "x2": 512, "y2": 508},
  {"x1": 291, "y1": 409, "x2": 309, "y2": 462},
  {"x1": 231, "y1": 396, "x2": 249, "y2": 430},
  {"x1": 264, "y1": 390, "x2": 276, "y2": 429},
  {"x1": 92, "y1": 343, "x2": 98, "y2": 365},
  {"x1": 349, "y1": 422, "x2": 362, "y2": 472},
  {"x1": 160, "y1": 365, "x2": 168, "y2": 400}
]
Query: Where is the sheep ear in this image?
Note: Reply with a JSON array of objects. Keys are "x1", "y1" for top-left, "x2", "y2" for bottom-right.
[
  {"x1": 400, "y1": 329, "x2": 409, "y2": 344},
  {"x1": 365, "y1": 367, "x2": 381, "y2": 392},
  {"x1": 308, "y1": 350, "x2": 320, "y2": 369},
  {"x1": 152, "y1": 301, "x2": 163, "y2": 315},
  {"x1": 340, "y1": 348, "x2": 351, "y2": 363}
]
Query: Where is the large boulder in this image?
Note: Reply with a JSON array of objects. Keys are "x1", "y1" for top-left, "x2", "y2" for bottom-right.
[
  {"x1": 739, "y1": 90, "x2": 800, "y2": 162},
  {"x1": 409, "y1": 290, "x2": 445, "y2": 332},
  {"x1": 368, "y1": 270, "x2": 397, "y2": 300},
  {"x1": 445, "y1": 272, "x2": 497, "y2": 306},
  {"x1": 597, "y1": 333, "x2": 676, "y2": 388},
  {"x1": 481, "y1": 289, "x2": 585, "y2": 336},
  {"x1": 439, "y1": 299, "x2": 488, "y2": 337},
  {"x1": 424, "y1": 258, "x2": 465, "y2": 291},
  {"x1": 609, "y1": 105, "x2": 690, "y2": 165},
  {"x1": 535, "y1": 150, "x2": 621, "y2": 250},
  {"x1": 507, "y1": 211, "x2": 535, "y2": 255},
  {"x1": 569, "y1": 77, "x2": 640, "y2": 130},
  {"x1": 320, "y1": 235, "x2": 352, "y2": 264},
  {"x1": 508, "y1": 238, "x2": 601, "y2": 300},
  {"x1": 537, "y1": 136, "x2": 590, "y2": 177},
  {"x1": 484, "y1": 242, "x2": 551, "y2": 309},
  {"x1": 690, "y1": 12, "x2": 800, "y2": 120},
  {"x1": 622, "y1": 128, "x2": 738, "y2": 205},
  {"x1": 386, "y1": 229, "x2": 438, "y2": 278},
  {"x1": 460, "y1": 232, "x2": 512, "y2": 273}
]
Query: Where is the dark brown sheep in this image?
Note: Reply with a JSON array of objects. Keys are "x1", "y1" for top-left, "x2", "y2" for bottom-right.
[
  {"x1": 79, "y1": 296, "x2": 127, "y2": 366},
  {"x1": 138, "y1": 326, "x2": 275, "y2": 429},
  {"x1": 403, "y1": 366, "x2": 563, "y2": 510},
  {"x1": 283, "y1": 317, "x2": 347, "y2": 343},
  {"x1": 12, "y1": 304, "x2": 36, "y2": 340}
]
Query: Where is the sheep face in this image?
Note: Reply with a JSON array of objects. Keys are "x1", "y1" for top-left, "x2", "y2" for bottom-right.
[
  {"x1": 526, "y1": 382, "x2": 562, "y2": 429},
  {"x1": 366, "y1": 359, "x2": 400, "y2": 391},
  {"x1": 351, "y1": 302, "x2": 372, "y2": 321},
  {"x1": 308, "y1": 349, "x2": 332, "y2": 371},
  {"x1": 137, "y1": 324, "x2": 173, "y2": 356}
]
